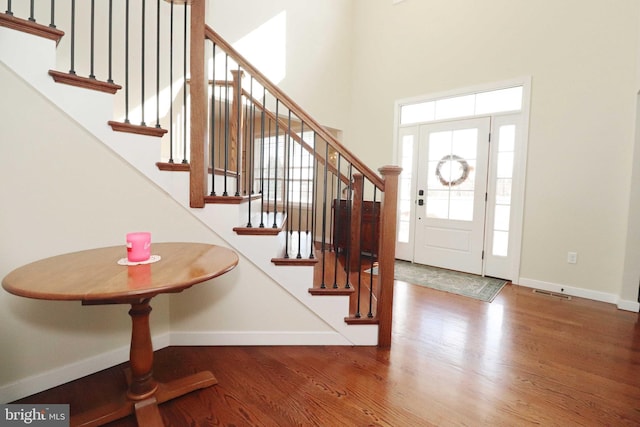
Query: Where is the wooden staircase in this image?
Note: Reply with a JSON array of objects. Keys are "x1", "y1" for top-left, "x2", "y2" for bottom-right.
[{"x1": 0, "y1": 1, "x2": 400, "y2": 347}]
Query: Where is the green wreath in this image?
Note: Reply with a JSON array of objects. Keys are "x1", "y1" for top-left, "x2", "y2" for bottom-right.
[{"x1": 435, "y1": 154, "x2": 470, "y2": 187}]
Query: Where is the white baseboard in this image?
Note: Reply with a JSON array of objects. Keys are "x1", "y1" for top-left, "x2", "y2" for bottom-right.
[
  {"x1": 0, "y1": 333, "x2": 170, "y2": 404},
  {"x1": 169, "y1": 330, "x2": 363, "y2": 346},
  {"x1": 617, "y1": 299, "x2": 640, "y2": 312},
  {"x1": 518, "y1": 277, "x2": 639, "y2": 312}
]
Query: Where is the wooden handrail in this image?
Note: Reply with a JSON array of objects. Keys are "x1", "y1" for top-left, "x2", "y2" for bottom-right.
[{"x1": 204, "y1": 26, "x2": 385, "y2": 191}]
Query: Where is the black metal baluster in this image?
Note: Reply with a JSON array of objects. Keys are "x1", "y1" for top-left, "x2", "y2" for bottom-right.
[
  {"x1": 124, "y1": 0, "x2": 130, "y2": 122},
  {"x1": 107, "y1": 0, "x2": 113, "y2": 83},
  {"x1": 49, "y1": 0, "x2": 55, "y2": 28},
  {"x1": 329, "y1": 164, "x2": 335, "y2": 255},
  {"x1": 368, "y1": 187, "x2": 378, "y2": 318},
  {"x1": 28, "y1": 0, "x2": 34, "y2": 22},
  {"x1": 89, "y1": 0, "x2": 95, "y2": 79},
  {"x1": 140, "y1": 0, "x2": 146, "y2": 126},
  {"x1": 69, "y1": 0, "x2": 76, "y2": 75},
  {"x1": 235, "y1": 64, "x2": 242, "y2": 196},
  {"x1": 309, "y1": 132, "x2": 317, "y2": 259},
  {"x1": 272, "y1": 99, "x2": 279, "y2": 228},
  {"x1": 296, "y1": 121, "x2": 304, "y2": 259},
  {"x1": 265, "y1": 118, "x2": 272, "y2": 221},
  {"x1": 259, "y1": 88, "x2": 266, "y2": 228},
  {"x1": 354, "y1": 179, "x2": 366, "y2": 318},
  {"x1": 319, "y1": 138, "x2": 329, "y2": 287},
  {"x1": 155, "y1": 0, "x2": 160, "y2": 128},
  {"x1": 181, "y1": 2, "x2": 187, "y2": 163},
  {"x1": 283, "y1": 110, "x2": 292, "y2": 259},
  {"x1": 168, "y1": 0, "x2": 174, "y2": 163},
  {"x1": 244, "y1": 100, "x2": 250, "y2": 197},
  {"x1": 242, "y1": 101, "x2": 249, "y2": 195},
  {"x1": 242, "y1": 101, "x2": 249, "y2": 196},
  {"x1": 248, "y1": 78, "x2": 255, "y2": 197},
  {"x1": 245, "y1": 78, "x2": 255, "y2": 226},
  {"x1": 332, "y1": 155, "x2": 342, "y2": 289},
  {"x1": 209, "y1": 42, "x2": 216, "y2": 195},
  {"x1": 217, "y1": 83, "x2": 223, "y2": 170},
  {"x1": 6, "y1": 1, "x2": 13, "y2": 16},
  {"x1": 222, "y1": 54, "x2": 229, "y2": 195},
  {"x1": 344, "y1": 164, "x2": 353, "y2": 289}
]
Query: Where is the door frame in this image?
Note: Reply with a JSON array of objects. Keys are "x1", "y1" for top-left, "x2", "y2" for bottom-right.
[{"x1": 393, "y1": 77, "x2": 531, "y2": 281}]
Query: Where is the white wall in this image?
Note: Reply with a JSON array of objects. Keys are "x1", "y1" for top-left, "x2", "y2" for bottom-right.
[
  {"x1": 0, "y1": 62, "x2": 169, "y2": 398},
  {"x1": 208, "y1": 0, "x2": 354, "y2": 131},
  {"x1": 347, "y1": 0, "x2": 640, "y2": 307}
]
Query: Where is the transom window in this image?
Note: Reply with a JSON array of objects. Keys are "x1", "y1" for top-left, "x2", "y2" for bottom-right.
[{"x1": 400, "y1": 86, "x2": 523, "y2": 125}]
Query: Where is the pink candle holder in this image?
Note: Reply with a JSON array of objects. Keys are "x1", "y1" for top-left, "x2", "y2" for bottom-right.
[{"x1": 126, "y1": 232, "x2": 151, "y2": 262}]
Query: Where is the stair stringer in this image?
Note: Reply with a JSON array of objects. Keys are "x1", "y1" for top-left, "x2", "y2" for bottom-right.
[{"x1": 1, "y1": 27, "x2": 379, "y2": 346}]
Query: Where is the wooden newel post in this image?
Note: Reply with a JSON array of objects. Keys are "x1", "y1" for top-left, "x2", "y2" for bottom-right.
[
  {"x1": 189, "y1": 0, "x2": 207, "y2": 208},
  {"x1": 377, "y1": 165, "x2": 402, "y2": 347}
]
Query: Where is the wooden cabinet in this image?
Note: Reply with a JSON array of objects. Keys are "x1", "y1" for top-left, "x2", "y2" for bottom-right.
[{"x1": 332, "y1": 199, "x2": 381, "y2": 258}]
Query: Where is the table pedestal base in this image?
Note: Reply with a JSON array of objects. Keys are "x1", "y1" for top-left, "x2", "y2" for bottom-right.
[
  {"x1": 71, "y1": 370, "x2": 217, "y2": 426},
  {"x1": 71, "y1": 299, "x2": 217, "y2": 426}
]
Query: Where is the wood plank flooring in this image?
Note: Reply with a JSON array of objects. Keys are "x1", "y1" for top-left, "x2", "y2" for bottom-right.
[{"x1": 13, "y1": 280, "x2": 640, "y2": 426}]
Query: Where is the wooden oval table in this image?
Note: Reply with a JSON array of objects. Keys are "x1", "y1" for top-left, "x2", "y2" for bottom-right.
[{"x1": 2, "y1": 242, "x2": 239, "y2": 427}]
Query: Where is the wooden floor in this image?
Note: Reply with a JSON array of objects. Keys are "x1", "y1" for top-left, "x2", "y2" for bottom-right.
[{"x1": 14, "y1": 281, "x2": 640, "y2": 426}]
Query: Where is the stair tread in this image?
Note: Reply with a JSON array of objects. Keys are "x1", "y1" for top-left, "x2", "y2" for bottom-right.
[
  {"x1": 49, "y1": 70, "x2": 122, "y2": 94},
  {"x1": 234, "y1": 212, "x2": 286, "y2": 234},
  {"x1": 0, "y1": 13, "x2": 65, "y2": 43},
  {"x1": 205, "y1": 194, "x2": 260, "y2": 205},
  {"x1": 108, "y1": 121, "x2": 167, "y2": 137},
  {"x1": 272, "y1": 230, "x2": 316, "y2": 263},
  {"x1": 272, "y1": 257, "x2": 318, "y2": 266}
]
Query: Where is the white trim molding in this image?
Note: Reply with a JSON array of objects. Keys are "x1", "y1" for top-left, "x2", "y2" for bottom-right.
[
  {"x1": 518, "y1": 277, "x2": 639, "y2": 313},
  {"x1": 169, "y1": 330, "x2": 364, "y2": 346}
]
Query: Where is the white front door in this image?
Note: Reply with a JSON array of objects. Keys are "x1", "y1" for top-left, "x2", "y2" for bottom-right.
[{"x1": 413, "y1": 118, "x2": 491, "y2": 275}]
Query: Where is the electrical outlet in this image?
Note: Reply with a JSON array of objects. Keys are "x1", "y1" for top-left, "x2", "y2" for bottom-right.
[{"x1": 567, "y1": 252, "x2": 578, "y2": 264}]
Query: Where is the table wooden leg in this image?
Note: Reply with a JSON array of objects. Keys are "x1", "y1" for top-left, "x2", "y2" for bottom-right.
[
  {"x1": 70, "y1": 299, "x2": 218, "y2": 427},
  {"x1": 127, "y1": 299, "x2": 158, "y2": 400}
]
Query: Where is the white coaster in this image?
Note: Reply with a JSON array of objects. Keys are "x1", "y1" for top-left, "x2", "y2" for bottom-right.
[{"x1": 117, "y1": 255, "x2": 162, "y2": 266}]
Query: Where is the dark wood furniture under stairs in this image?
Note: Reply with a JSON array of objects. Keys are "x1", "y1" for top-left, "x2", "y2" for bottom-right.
[{"x1": 332, "y1": 199, "x2": 381, "y2": 262}]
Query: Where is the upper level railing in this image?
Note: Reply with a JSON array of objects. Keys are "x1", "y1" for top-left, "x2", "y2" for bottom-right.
[{"x1": 0, "y1": 0, "x2": 401, "y2": 346}]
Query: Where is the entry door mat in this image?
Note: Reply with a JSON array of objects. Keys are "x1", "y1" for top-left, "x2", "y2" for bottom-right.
[{"x1": 368, "y1": 260, "x2": 508, "y2": 302}]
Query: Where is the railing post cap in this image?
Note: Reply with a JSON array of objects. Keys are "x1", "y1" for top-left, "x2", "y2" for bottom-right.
[{"x1": 378, "y1": 165, "x2": 403, "y2": 176}]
